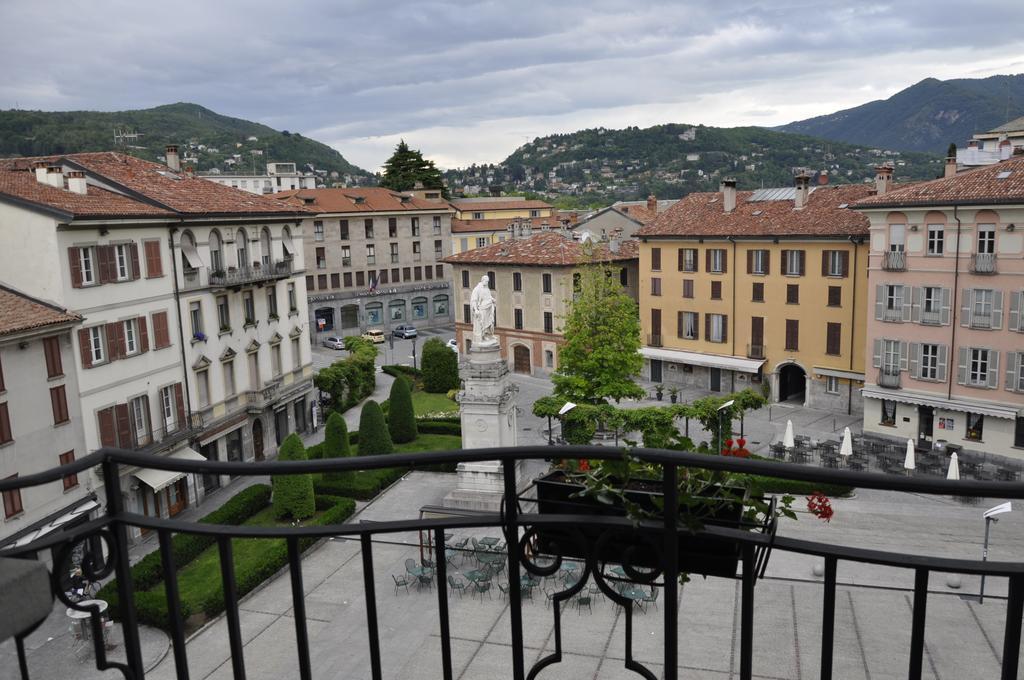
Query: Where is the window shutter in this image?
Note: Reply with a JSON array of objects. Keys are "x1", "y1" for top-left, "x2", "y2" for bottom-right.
[
  {"x1": 134, "y1": 395, "x2": 151, "y2": 441},
  {"x1": 0, "y1": 403, "x2": 10, "y2": 444},
  {"x1": 992, "y1": 290, "x2": 1004, "y2": 329},
  {"x1": 957, "y1": 347, "x2": 969, "y2": 385},
  {"x1": 129, "y1": 243, "x2": 141, "y2": 280},
  {"x1": 44, "y1": 337, "x2": 62, "y2": 377},
  {"x1": 704, "y1": 314, "x2": 710, "y2": 342},
  {"x1": 900, "y1": 341, "x2": 909, "y2": 371},
  {"x1": 875, "y1": 284, "x2": 885, "y2": 320},
  {"x1": 137, "y1": 316, "x2": 149, "y2": 353},
  {"x1": 911, "y1": 287, "x2": 921, "y2": 322},
  {"x1": 97, "y1": 407, "x2": 117, "y2": 447},
  {"x1": 872, "y1": 339, "x2": 882, "y2": 368},
  {"x1": 50, "y1": 386, "x2": 62, "y2": 424},
  {"x1": 105, "y1": 323, "x2": 121, "y2": 360},
  {"x1": 678, "y1": 248, "x2": 685, "y2": 271},
  {"x1": 1011, "y1": 292, "x2": 1022, "y2": 332},
  {"x1": 763, "y1": 251, "x2": 770, "y2": 275},
  {"x1": 78, "y1": 329, "x2": 93, "y2": 369},
  {"x1": 96, "y1": 245, "x2": 112, "y2": 284},
  {"x1": 821, "y1": 251, "x2": 829, "y2": 276},
  {"x1": 841, "y1": 251, "x2": 849, "y2": 277},
  {"x1": 115, "y1": 403, "x2": 132, "y2": 448},
  {"x1": 705, "y1": 249, "x2": 711, "y2": 272},
  {"x1": 960, "y1": 289, "x2": 973, "y2": 327},
  {"x1": 721, "y1": 249, "x2": 727, "y2": 273},
  {"x1": 68, "y1": 247, "x2": 82, "y2": 288},
  {"x1": 909, "y1": 343, "x2": 920, "y2": 378},
  {"x1": 940, "y1": 288, "x2": 951, "y2": 325},
  {"x1": 781, "y1": 250, "x2": 790, "y2": 274},
  {"x1": 144, "y1": 240, "x2": 163, "y2": 278},
  {"x1": 676, "y1": 311, "x2": 683, "y2": 338},
  {"x1": 797, "y1": 250, "x2": 806, "y2": 276},
  {"x1": 173, "y1": 383, "x2": 186, "y2": 427},
  {"x1": 936, "y1": 345, "x2": 948, "y2": 382},
  {"x1": 651, "y1": 248, "x2": 661, "y2": 270},
  {"x1": 746, "y1": 250, "x2": 753, "y2": 274},
  {"x1": 988, "y1": 350, "x2": 1000, "y2": 389},
  {"x1": 1006, "y1": 352, "x2": 1019, "y2": 392},
  {"x1": 152, "y1": 311, "x2": 169, "y2": 349},
  {"x1": 722, "y1": 315, "x2": 728, "y2": 343}
]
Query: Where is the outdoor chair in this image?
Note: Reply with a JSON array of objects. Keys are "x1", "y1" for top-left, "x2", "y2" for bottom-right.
[
  {"x1": 498, "y1": 582, "x2": 510, "y2": 601},
  {"x1": 392, "y1": 574, "x2": 411, "y2": 596},
  {"x1": 641, "y1": 588, "x2": 659, "y2": 612},
  {"x1": 473, "y1": 580, "x2": 492, "y2": 600},
  {"x1": 417, "y1": 568, "x2": 434, "y2": 590},
  {"x1": 575, "y1": 595, "x2": 593, "y2": 615},
  {"x1": 448, "y1": 575, "x2": 467, "y2": 598},
  {"x1": 404, "y1": 558, "x2": 419, "y2": 575},
  {"x1": 543, "y1": 587, "x2": 558, "y2": 607}
]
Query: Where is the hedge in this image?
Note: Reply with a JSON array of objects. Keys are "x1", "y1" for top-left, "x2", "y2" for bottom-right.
[
  {"x1": 272, "y1": 434, "x2": 315, "y2": 520},
  {"x1": 358, "y1": 400, "x2": 393, "y2": 456},
  {"x1": 322, "y1": 412, "x2": 352, "y2": 482},
  {"x1": 421, "y1": 337, "x2": 459, "y2": 393},
  {"x1": 314, "y1": 469, "x2": 406, "y2": 500},
  {"x1": 315, "y1": 337, "x2": 378, "y2": 414},
  {"x1": 416, "y1": 421, "x2": 461, "y2": 436},
  {"x1": 387, "y1": 378, "x2": 417, "y2": 444}
]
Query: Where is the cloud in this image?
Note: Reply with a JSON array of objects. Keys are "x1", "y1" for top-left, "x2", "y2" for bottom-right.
[{"x1": 1, "y1": 0, "x2": 1023, "y2": 169}]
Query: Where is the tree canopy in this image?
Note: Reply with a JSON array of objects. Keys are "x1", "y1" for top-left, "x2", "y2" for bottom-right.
[{"x1": 380, "y1": 140, "x2": 447, "y2": 197}]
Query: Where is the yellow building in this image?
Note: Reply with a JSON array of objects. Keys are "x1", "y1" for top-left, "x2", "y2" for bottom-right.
[
  {"x1": 635, "y1": 177, "x2": 873, "y2": 412},
  {"x1": 450, "y1": 197, "x2": 559, "y2": 254}
]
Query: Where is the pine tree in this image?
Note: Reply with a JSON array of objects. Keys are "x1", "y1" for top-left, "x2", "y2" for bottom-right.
[
  {"x1": 380, "y1": 140, "x2": 447, "y2": 197},
  {"x1": 358, "y1": 400, "x2": 394, "y2": 455},
  {"x1": 322, "y1": 412, "x2": 351, "y2": 482},
  {"x1": 387, "y1": 378, "x2": 418, "y2": 444},
  {"x1": 272, "y1": 434, "x2": 315, "y2": 520},
  {"x1": 421, "y1": 337, "x2": 458, "y2": 393}
]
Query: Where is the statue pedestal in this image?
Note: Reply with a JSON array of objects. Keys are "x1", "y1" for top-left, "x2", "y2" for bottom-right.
[{"x1": 443, "y1": 342, "x2": 524, "y2": 511}]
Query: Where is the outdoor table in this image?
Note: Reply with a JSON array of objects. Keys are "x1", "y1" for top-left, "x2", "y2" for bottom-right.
[
  {"x1": 66, "y1": 599, "x2": 108, "y2": 642},
  {"x1": 478, "y1": 553, "x2": 503, "y2": 566},
  {"x1": 609, "y1": 566, "x2": 626, "y2": 578},
  {"x1": 479, "y1": 537, "x2": 500, "y2": 547},
  {"x1": 621, "y1": 587, "x2": 646, "y2": 603},
  {"x1": 465, "y1": 569, "x2": 488, "y2": 583}
]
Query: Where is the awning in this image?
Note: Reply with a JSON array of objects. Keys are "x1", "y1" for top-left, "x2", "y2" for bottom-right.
[
  {"x1": 282, "y1": 235, "x2": 294, "y2": 257},
  {"x1": 861, "y1": 386, "x2": 1020, "y2": 419},
  {"x1": 180, "y1": 240, "x2": 203, "y2": 269},
  {"x1": 134, "y1": 448, "x2": 207, "y2": 492},
  {"x1": 814, "y1": 367, "x2": 865, "y2": 381},
  {"x1": 7, "y1": 496, "x2": 100, "y2": 549},
  {"x1": 640, "y1": 346, "x2": 764, "y2": 373}
]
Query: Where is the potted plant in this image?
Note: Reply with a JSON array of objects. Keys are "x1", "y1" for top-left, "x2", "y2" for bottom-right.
[
  {"x1": 669, "y1": 386, "x2": 680, "y2": 404},
  {"x1": 192, "y1": 331, "x2": 207, "y2": 342},
  {"x1": 654, "y1": 384, "x2": 664, "y2": 401},
  {"x1": 211, "y1": 268, "x2": 226, "y2": 279}
]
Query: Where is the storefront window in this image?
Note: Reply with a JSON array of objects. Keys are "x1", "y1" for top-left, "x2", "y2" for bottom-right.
[
  {"x1": 366, "y1": 304, "x2": 383, "y2": 326},
  {"x1": 412, "y1": 297, "x2": 428, "y2": 319},
  {"x1": 881, "y1": 400, "x2": 896, "y2": 426},
  {"x1": 966, "y1": 413, "x2": 984, "y2": 441},
  {"x1": 433, "y1": 294, "x2": 449, "y2": 317},
  {"x1": 390, "y1": 300, "x2": 405, "y2": 321}
]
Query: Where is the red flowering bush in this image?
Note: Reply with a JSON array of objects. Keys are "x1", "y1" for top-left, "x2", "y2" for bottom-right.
[
  {"x1": 806, "y1": 491, "x2": 834, "y2": 522},
  {"x1": 720, "y1": 437, "x2": 751, "y2": 458}
]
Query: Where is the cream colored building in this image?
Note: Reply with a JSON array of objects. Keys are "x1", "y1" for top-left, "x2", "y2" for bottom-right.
[{"x1": 450, "y1": 197, "x2": 560, "y2": 255}]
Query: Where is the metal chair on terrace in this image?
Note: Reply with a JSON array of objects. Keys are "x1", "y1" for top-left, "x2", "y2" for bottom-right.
[
  {"x1": 392, "y1": 574, "x2": 411, "y2": 595},
  {"x1": 448, "y1": 575, "x2": 467, "y2": 598}
]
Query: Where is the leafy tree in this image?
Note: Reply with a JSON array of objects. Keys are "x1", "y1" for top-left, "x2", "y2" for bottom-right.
[
  {"x1": 358, "y1": 400, "x2": 393, "y2": 455},
  {"x1": 552, "y1": 263, "x2": 644, "y2": 405},
  {"x1": 387, "y1": 378, "x2": 417, "y2": 444},
  {"x1": 380, "y1": 140, "x2": 447, "y2": 197},
  {"x1": 272, "y1": 434, "x2": 315, "y2": 520},
  {"x1": 322, "y1": 412, "x2": 352, "y2": 482},
  {"x1": 314, "y1": 337, "x2": 378, "y2": 414},
  {"x1": 421, "y1": 338, "x2": 458, "y2": 393}
]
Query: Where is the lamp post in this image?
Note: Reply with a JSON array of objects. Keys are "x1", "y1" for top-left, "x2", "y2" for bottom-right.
[
  {"x1": 410, "y1": 335, "x2": 418, "y2": 370},
  {"x1": 717, "y1": 399, "x2": 735, "y2": 455},
  {"x1": 557, "y1": 402, "x2": 576, "y2": 445},
  {"x1": 979, "y1": 502, "x2": 1012, "y2": 603}
]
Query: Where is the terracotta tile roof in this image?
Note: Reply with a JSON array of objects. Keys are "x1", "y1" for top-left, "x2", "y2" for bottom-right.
[
  {"x1": 0, "y1": 158, "x2": 173, "y2": 219},
  {"x1": 274, "y1": 187, "x2": 453, "y2": 214},
  {"x1": 609, "y1": 199, "x2": 679, "y2": 225},
  {"x1": 451, "y1": 198, "x2": 553, "y2": 212},
  {"x1": 451, "y1": 215, "x2": 572, "y2": 234},
  {"x1": 638, "y1": 183, "x2": 872, "y2": 239},
  {"x1": 443, "y1": 231, "x2": 638, "y2": 267},
  {"x1": 0, "y1": 285, "x2": 81, "y2": 337},
  {"x1": 854, "y1": 156, "x2": 1024, "y2": 209}
]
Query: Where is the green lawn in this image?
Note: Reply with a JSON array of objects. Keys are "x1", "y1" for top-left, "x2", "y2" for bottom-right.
[
  {"x1": 395, "y1": 433, "x2": 461, "y2": 452},
  {"x1": 411, "y1": 390, "x2": 458, "y2": 416}
]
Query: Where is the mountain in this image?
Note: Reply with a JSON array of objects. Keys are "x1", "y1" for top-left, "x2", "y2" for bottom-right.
[
  {"x1": 778, "y1": 75, "x2": 1024, "y2": 153},
  {"x1": 443, "y1": 123, "x2": 942, "y2": 206},
  {"x1": 0, "y1": 102, "x2": 371, "y2": 179}
]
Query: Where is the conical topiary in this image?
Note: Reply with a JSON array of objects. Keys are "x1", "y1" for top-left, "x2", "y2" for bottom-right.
[
  {"x1": 358, "y1": 400, "x2": 393, "y2": 455},
  {"x1": 272, "y1": 433, "x2": 315, "y2": 520},
  {"x1": 323, "y1": 412, "x2": 352, "y2": 481},
  {"x1": 387, "y1": 377, "x2": 417, "y2": 444}
]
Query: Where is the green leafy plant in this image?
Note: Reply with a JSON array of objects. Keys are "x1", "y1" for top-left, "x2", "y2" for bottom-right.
[
  {"x1": 358, "y1": 400, "x2": 393, "y2": 455},
  {"x1": 387, "y1": 378, "x2": 417, "y2": 444},
  {"x1": 421, "y1": 337, "x2": 459, "y2": 393},
  {"x1": 322, "y1": 412, "x2": 352, "y2": 481},
  {"x1": 272, "y1": 433, "x2": 315, "y2": 520}
]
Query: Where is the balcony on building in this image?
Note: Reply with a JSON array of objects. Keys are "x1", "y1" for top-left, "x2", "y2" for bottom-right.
[
  {"x1": 126, "y1": 413, "x2": 204, "y2": 452},
  {"x1": 183, "y1": 258, "x2": 294, "y2": 291},
  {"x1": 882, "y1": 307, "x2": 904, "y2": 323},
  {"x1": 881, "y1": 251, "x2": 906, "y2": 272},
  {"x1": 878, "y1": 367, "x2": 901, "y2": 389},
  {"x1": 647, "y1": 333, "x2": 663, "y2": 348},
  {"x1": 746, "y1": 344, "x2": 765, "y2": 359},
  {"x1": 920, "y1": 309, "x2": 942, "y2": 325},
  {"x1": 971, "y1": 253, "x2": 997, "y2": 275},
  {"x1": 971, "y1": 313, "x2": 993, "y2": 330}
]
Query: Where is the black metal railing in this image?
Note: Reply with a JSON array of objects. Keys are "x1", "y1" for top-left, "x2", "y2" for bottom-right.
[
  {"x1": 882, "y1": 251, "x2": 906, "y2": 271},
  {"x1": 3, "y1": 446, "x2": 1024, "y2": 680},
  {"x1": 182, "y1": 259, "x2": 293, "y2": 290},
  {"x1": 126, "y1": 413, "x2": 204, "y2": 452},
  {"x1": 878, "y1": 367, "x2": 902, "y2": 388},
  {"x1": 746, "y1": 343, "x2": 765, "y2": 359}
]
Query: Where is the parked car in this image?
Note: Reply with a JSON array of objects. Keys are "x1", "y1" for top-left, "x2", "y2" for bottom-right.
[
  {"x1": 445, "y1": 338, "x2": 458, "y2": 352},
  {"x1": 321, "y1": 336, "x2": 346, "y2": 350},
  {"x1": 392, "y1": 324, "x2": 417, "y2": 339},
  {"x1": 362, "y1": 329, "x2": 386, "y2": 344}
]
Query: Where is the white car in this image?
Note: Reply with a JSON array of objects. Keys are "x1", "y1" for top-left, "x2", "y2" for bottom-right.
[
  {"x1": 445, "y1": 338, "x2": 458, "y2": 352},
  {"x1": 321, "y1": 336, "x2": 345, "y2": 350}
]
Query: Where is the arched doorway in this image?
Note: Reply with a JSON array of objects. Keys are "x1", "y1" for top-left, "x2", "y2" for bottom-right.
[
  {"x1": 513, "y1": 345, "x2": 531, "y2": 374},
  {"x1": 778, "y1": 364, "x2": 807, "y2": 403},
  {"x1": 252, "y1": 420, "x2": 265, "y2": 461}
]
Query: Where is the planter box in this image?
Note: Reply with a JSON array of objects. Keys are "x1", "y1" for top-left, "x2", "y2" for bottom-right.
[{"x1": 532, "y1": 471, "x2": 758, "y2": 578}]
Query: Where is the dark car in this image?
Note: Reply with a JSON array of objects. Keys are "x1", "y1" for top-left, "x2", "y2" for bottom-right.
[{"x1": 392, "y1": 324, "x2": 417, "y2": 339}]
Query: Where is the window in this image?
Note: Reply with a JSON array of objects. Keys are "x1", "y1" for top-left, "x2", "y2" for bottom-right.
[
  {"x1": 340, "y1": 220, "x2": 349, "y2": 240},
  {"x1": 784, "y1": 250, "x2": 804, "y2": 276},
  {"x1": 652, "y1": 278, "x2": 662, "y2": 296},
  {"x1": 403, "y1": 267, "x2": 411, "y2": 281},
  {"x1": 390, "y1": 300, "x2": 406, "y2": 321},
  {"x1": 680, "y1": 312, "x2": 698, "y2": 340},
  {"x1": 189, "y1": 301, "x2": 203, "y2": 337},
  {"x1": 826, "y1": 322, "x2": 841, "y2": 356},
  {"x1": 882, "y1": 339, "x2": 900, "y2": 374},
  {"x1": 217, "y1": 296, "x2": 230, "y2": 330},
  {"x1": 433, "y1": 295, "x2": 448, "y2": 316},
  {"x1": 651, "y1": 247, "x2": 661, "y2": 271},
  {"x1": 306, "y1": 275, "x2": 315, "y2": 290},
  {"x1": 411, "y1": 217, "x2": 420, "y2": 237},
  {"x1": 50, "y1": 385, "x2": 69, "y2": 424},
  {"x1": 3, "y1": 474, "x2": 22, "y2": 518},
  {"x1": 708, "y1": 249, "x2": 726, "y2": 273},
  {"x1": 786, "y1": 284, "x2": 799, "y2": 304},
  {"x1": 463, "y1": 304, "x2": 471, "y2": 324},
  {"x1": 1017, "y1": 417, "x2": 1024, "y2": 448},
  {"x1": 620, "y1": 268, "x2": 628, "y2": 287},
  {"x1": 461, "y1": 270, "x2": 470, "y2": 288},
  {"x1": 885, "y1": 285, "x2": 904, "y2": 317},
  {"x1": 288, "y1": 283, "x2": 297, "y2": 312},
  {"x1": 966, "y1": 413, "x2": 984, "y2": 441},
  {"x1": 123, "y1": 318, "x2": 138, "y2": 355},
  {"x1": 364, "y1": 219, "x2": 374, "y2": 239},
  {"x1": 476, "y1": 237, "x2": 488, "y2": 248},
  {"x1": 513, "y1": 272, "x2": 523, "y2": 292},
  {"x1": 460, "y1": 238, "x2": 469, "y2": 251},
  {"x1": 80, "y1": 246, "x2": 95, "y2": 285},
  {"x1": 243, "y1": 292, "x2": 255, "y2": 325},
  {"x1": 292, "y1": 338, "x2": 301, "y2": 370},
  {"x1": 433, "y1": 216, "x2": 442, "y2": 234},
  {"x1": 366, "y1": 245, "x2": 376, "y2": 265},
  {"x1": 827, "y1": 286, "x2": 841, "y2": 307},
  {"x1": 752, "y1": 282, "x2": 764, "y2": 302},
  {"x1": 927, "y1": 225, "x2": 944, "y2": 255},
  {"x1": 356, "y1": 271, "x2": 365, "y2": 287},
  {"x1": 544, "y1": 312, "x2": 553, "y2": 334},
  {"x1": 412, "y1": 241, "x2": 421, "y2": 260},
  {"x1": 881, "y1": 400, "x2": 896, "y2": 426},
  {"x1": 330, "y1": 273, "x2": 340, "y2": 289},
  {"x1": 710, "y1": 281, "x2": 720, "y2": 299},
  {"x1": 114, "y1": 243, "x2": 131, "y2": 281},
  {"x1": 530, "y1": 209, "x2": 540, "y2": 218},
  {"x1": 825, "y1": 376, "x2": 840, "y2": 394},
  {"x1": 272, "y1": 343, "x2": 282, "y2": 376},
  {"x1": 514, "y1": 308, "x2": 524, "y2": 330},
  {"x1": 389, "y1": 218, "x2": 398, "y2": 238},
  {"x1": 341, "y1": 245, "x2": 351, "y2": 267},
  {"x1": 267, "y1": 287, "x2": 278, "y2": 319},
  {"x1": 434, "y1": 240, "x2": 443, "y2": 257},
  {"x1": 826, "y1": 250, "x2": 844, "y2": 277},
  {"x1": 679, "y1": 248, "x2": 697, "y2": 272},
  {"x1": 978, "y1": 224, "x2": 995, "y2": 254},
  {"x1": 472, "y1": 212, "x2": 483, "y2": 220},
  {"x1": 144, "y1": 240, "x2": 163, "y2": 278},
  {"x1": 316, "y1": 247, "x2": 326, "y2": 269},
  {"x1": 129, "y1": 395, "x2": 149, "y2": 446},
  {"x1": 487, "y1": 272, "x2": 496, "y2": 290},
  {"x1": 367, "y1": 303, "x2": 383, "y2": 325},
  {"x1": 889, "y1": 224, "x2": 906, "y2": 252},
  {"x1": 60, "y1": 451, "x2": 78, "y2": 490},
  {"x1": 972, "y1": 289, "x2": 995, "y2": 328},
  {"x1": 313, "y1": 220, "x2": 324, "y2": 241},
  {"x1": 0, "y1": 403, "x2": 10, "y2": 444},
  {"x1": 545, "y1": 350, "x2": 554, "y2": 368},
  {"x1": 236, "y1": 228, "x2": 249, "y2": 268},
  {"x1": 683, "y1": 279, "x2": 694, "y2": 298},
  {"x1": 920, "y1": 344, "x2": 939, "y2": 380},
  {"x1": 969, "y1": 348, "x2": 991, "y2": 386},
  {"x1": 223, "y1": 359, "x2": 235, "y2": 397},
  {"x1": 412, "y1": 297, "x2": 427, "y2": 319},
  {"x1": 750, "y1": 249, "x2": 768, "y2": 275},
  {"x1": 542, "y1": 273, "x2": 552, "y2": 294},
  {"x1": 89, "y1": 326, "x2": 105, "y2": 363},
  {"x1": 196, "y1": 369, "x2": 210, "y2": 408},
  {"x1": 317, "y1": 274, "x2": 327, "y2": 289},
  {"x1": 785, "y1": 319, "x2": 799, "y2": 351},
  {"x1": 43, "y1": 336, "x2": 63, "y2": 378},
  {"x1": 708, "y1": 314, "x2": 726, "y2": 343},
  {"x1": 414, "y1": 267, "x2": 422, "y2": 281}
]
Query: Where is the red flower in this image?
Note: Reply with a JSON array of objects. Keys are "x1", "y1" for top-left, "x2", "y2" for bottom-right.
[
  {"x1": 578, "y1": 459, "x2": 590, "y2": 472},
  {"x1": 737, "y1": 438, "x2": 746, "y2": 448},
  {"x1": 724, "y1": 439, "x2": 734, "y2": 448},
  {"x1": 806, "y1": 491, "x2": 834, "y2": 523}
]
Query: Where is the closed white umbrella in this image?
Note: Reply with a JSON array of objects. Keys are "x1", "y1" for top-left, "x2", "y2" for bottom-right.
[
  {"x1": 783, "y1": 420, "x2": 795, "y2": 449},
  {"x1": 947, "y1": 452, "x2": 961, "y2": 481},
  {"x1": 903, "y1": 439, "x2": 916, "y2": 471},
  {"x1": 840, "y1": 427, "x2": 853, "y2": 458}
]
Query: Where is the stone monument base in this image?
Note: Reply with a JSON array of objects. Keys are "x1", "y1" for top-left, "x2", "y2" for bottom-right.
[{"x1": 443, "y1": 460, "x2": 528, "y2": 512}]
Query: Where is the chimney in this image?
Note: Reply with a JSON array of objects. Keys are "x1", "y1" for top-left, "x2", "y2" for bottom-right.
[
  {"x1": 874, "y1": 165, "x2": 893, "y2": 195},
  {"x1": 32, "y1": 161, "x2": 48, "y2": 184},
  {"x1": 66, "y1": 170, "x2": 87, "y2": 195},
  {"x1": 1000, "y1": 139, "x2": 1013, "y2": 160},
  {"x1": 569, "y1": 211, "x2": 578, "y2": 225},
  {"x1": 646, "y1": 194, "x2": 657, "y2": 215},
  {"x1": 817, "y1": 172, "x2": 829, "y2": 186},
  {"x1": 793, "y1": 174, "x2": 810, "y2": 210},
  {"x1": 165, "y1": 145, "x2": 180, "y2": 172},
  {"x1": 944, "y1": 157, "x2": 958, "y2": 179},
  {"x1": 720, "y1": 178, "x2": 737, "y2": 213},
  {"x1": 46, "y1": 166, "x2": 64, "y2": 189}
]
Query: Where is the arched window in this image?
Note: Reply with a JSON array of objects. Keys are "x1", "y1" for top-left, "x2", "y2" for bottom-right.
[
  {"x1": 260, "y1": 227, "x2": 272, "y2": 265},
  {"x1": 209, "y1": 229, "x2": 223, "y2": 272},
  {"x1": 432, "y1": 294, "x2": 449, "y2": 317},
  {"x1": 365, "y1": 302, "x2": 383, "y2": 326},
  {"x1": 236, "y1": 228, "x2": 249, "y2": 268},
  {"x1": 389, "y1": 300, "x2": 406, "y2": 321},
  {"x1": 411, "y1": 297, "x2": 428, "y2": 319}
]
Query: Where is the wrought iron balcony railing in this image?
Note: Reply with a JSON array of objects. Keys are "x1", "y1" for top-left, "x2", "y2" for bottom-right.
[
  {"x1": 4, "y1": 446, "x2": 1024, "y2": 680},
  {"x1": 182, "y1": 259, "x2": 293, "y2": 291},
  {"x1": 647, "y1": 333, "x2": 663, "y2": 348},
  {"x1": 881, "y1": 251, "x2": 906, "y2": 271},
  {"x1": 746, "y1": 343, "x2": 765, "y2": 359},
  {"x1": 878, "y1": 367, "x2": 902, "y2": 388},
  {"x1": 972, "y1": 253, "x2": 997, "y2": 274},
  {"x1": 125, "y1": 413, "x2": 204, "y2": 452}
]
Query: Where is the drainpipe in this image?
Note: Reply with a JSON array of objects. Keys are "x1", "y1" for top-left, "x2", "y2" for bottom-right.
[
  {"x1": 847, "y1": 236, "x2": 859, "y2": 415},
  {"x1": 729, "y1": 236, "x2": 737, "y2": 392},
  {"x1": 949, "y1": 206, "x2": 962, "y2": 401},
  {"x1": 169, "y1": 227, "x2": 194, "y2": 419}
]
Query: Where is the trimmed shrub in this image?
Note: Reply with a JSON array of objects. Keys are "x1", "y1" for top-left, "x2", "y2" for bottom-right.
[
  {"x1": 272, "y1": 434, "x2": 315, "y2": 520},
  {"x1": 416, "y1": 420, "x2": 461, "y2": 436},
  {"x1": 314, "y1": 468, "x2": 405, "y2": 500},
  {"x1": 322, "y1": 412, "x2": 352, "y2": 481},
  {"x1": 306, "y1": 443, "x2": 324, "y2": 460},
  {"x1": 315, "y1": 337, "x2": 378, "y2": 413},
  {"x1": 421, "y1": 338, "x2": 459, "y2": 393},
  {"x1": 387, "y1": 378, "x2": 417, "y2": 444},
  {"x1": 358, "y1": 400, "x2": 393, "y2": 455}
]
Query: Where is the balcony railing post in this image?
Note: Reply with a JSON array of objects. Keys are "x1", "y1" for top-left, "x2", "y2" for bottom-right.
[
  {"x1": 820, "y1": 557, "x2": 837, "y2": 680},
  {"x1": 433, "y1": 528, "x2": 453, "y2": 680},
  {"x1": 740, "y1": 543, "x2": 755, "y2": 680},
  {"x1": 663, "y1": 462, "x2": 679, "y2": 680},
  {"x1": 158, "y1": 529, "x2": 191, "y2": 679},
  {"x1": 908, "y1": 569, "x2": 929, "y2": 680},
  {"x1": 1001, "y1": 575, "x2": 1024, "y2": 680},
  {"x1": 101, "y1": 458, "x2": 145, "y2": 676},
  {"x1": 502, "y1": 459, "x2": 526, "y2": 680},
  {"x1": 360, "y1": 533, "x2": 383, "y2": 680},
  {"x1": 287, "y1": 536, "x2": 313, "y2": 680}
]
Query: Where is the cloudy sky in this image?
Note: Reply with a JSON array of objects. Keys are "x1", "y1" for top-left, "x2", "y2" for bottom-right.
[{"x1": 2, "y1": 1, "x2": 1023, "y2": 171}]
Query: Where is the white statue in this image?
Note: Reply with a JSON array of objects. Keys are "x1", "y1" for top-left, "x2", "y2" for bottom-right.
[{"x1": 470, "y1": 275, "x2": 497, "y2": 346}]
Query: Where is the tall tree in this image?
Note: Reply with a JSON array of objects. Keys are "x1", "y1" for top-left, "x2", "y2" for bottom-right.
[
  {"x1": 552, "y1": 263, "x2": 645, "y2": 405},
  {"x1": 380, "y1": 140, "x2": 447, "y2": 197}
]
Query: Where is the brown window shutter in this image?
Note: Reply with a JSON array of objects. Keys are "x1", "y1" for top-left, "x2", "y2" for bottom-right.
[
  {"x1": 651, "y1": 247, "x2": 661, "y2": 270},
  {"x1": 827, "y1": 322, "x2": 841, "y2": 355},
  {"x1": 841, "y1": 251, "x2": 850, "y2": 277},
  {"x1": 798, "y1": 250, "x2": 806, "y2": 276},
  {"x1": 0, "y1": 355, "x2": 4, "y2": 392},
  {"x1": 705, "y1": 249, "x2": 711, "y2": 272},
  {"x1": 97, "y1": 407, "x2": 117, "y2": 447},
  {"x1": 821, "y1": 251, "x2": 829, "y2": 276},
  {"x1": 0, "y1": 403, "x2": 11, "y2": 443},
  {"x1": 105, "y1": 323, "x2": 121, "y2": 360},
  {"x1": 721, "y1": 249, "x2": 727, "y2": 273},
  {"x1": 677, "y1": 248, "x2": 684, "y2": 271},
  {"x1": 704, "y1": 314, "x2": 711, "y2": 341},
  {"x1": 677, "y1": 311, "x2": 684, "y2": 338},
  {"x1": 152, "y1": 311, "x2": 169, "y2": 349},
  {"x1": 50, "y1": 386, "x2": 68, "y2": 424},
  {"x1": 138, "y1": 316, "x2": 149, "y2": 353},
  {"x1": 129, "y1": 243, "x2": 141, "y2": 280},
  {"x1": 114, "y1": 403, "x2": 131, "y2": 448},
  {"x1": 764, "y1": 251, "x2": 770, "y2": 275},
  {"x1": 722, "y1": 315, "x2": 728, "y2": 343},
  {"x1": 43, "y1": 336, "x2": 62, "y2": 377},
  {"x1": 781, "y1": 250, "x2": 789, "y2": 273},
  {"x1": 96, "y1": 246, "x2": 112, "y2": 284},
  {"x1": 78, "y1": 329, "x2": 93, "y2": 368},
  {"x1": 144, "y1": 240, "x2": 163, "y2": 278},
  {"x1": 174, "y1": 383, "x2": 186, "y2": 426},
  {"x1": 651, "y1": 308, "x2": 661, "y2": 335},
  {"x1": 746, "y1": 250, "x2": 753, "y2": 274},
  {"x1": 786, "y1": 320, "x2": 799, "y2": 350},
  {"x1": 751, "y1": 317, "x2": 764, "y2": 345},
  {"x1": 68, "y1": 247, "x2": 82, "y2": 288}
]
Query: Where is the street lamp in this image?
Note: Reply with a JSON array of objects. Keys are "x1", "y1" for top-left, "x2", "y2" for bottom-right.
[
  {"x1": 979, "y1": 502, "x2": 1012, "y2": 603},
  {"x1": 717, "y1": 399, "x2": 735, "y2": 455},
  {"x1": 555, "y1": 402, "x2": 576, "y2": 445},
  {"x1": 409, "y1": 335, "x2": 418, "y2": 370}
]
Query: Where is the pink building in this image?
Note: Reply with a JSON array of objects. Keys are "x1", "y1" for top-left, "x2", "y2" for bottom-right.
[{"x1": 857, "y1": 158, "x2": 1024, "y2": 461}]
